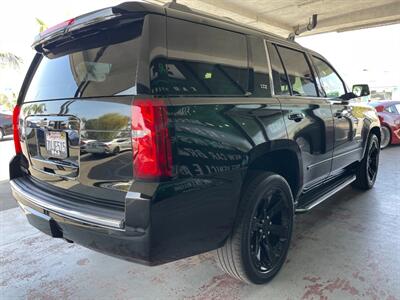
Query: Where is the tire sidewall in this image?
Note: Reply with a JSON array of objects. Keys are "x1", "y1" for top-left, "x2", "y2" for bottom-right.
[
  {"x1": 240, "y1": 174, "x2": 294, "y2": 284},
  {"x1": 113, "y1": 146, "x2": 120, "y2": 154}
]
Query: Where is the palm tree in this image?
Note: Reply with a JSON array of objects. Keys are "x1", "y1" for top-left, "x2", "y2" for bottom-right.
[
  {"x1": 36, "y1": 18, "x2": 48, "y2": 33},
  {"x1": 0, "y1": 52, "x2": 22, "y2": 69}
]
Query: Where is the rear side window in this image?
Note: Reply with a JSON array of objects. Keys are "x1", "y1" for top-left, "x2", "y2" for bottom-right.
[
  {"x1": 164, "y1": 18, "x2": 249, "y2": 96},
  {"x1": 312, "y1": 56, "x2": 346, "y2": 98},
  {"x1": 275, "y1": 45, "x2": 318, "y2": 97},
  {"x1": 268, "y1": 44, "x2": 290, "y2": 96},
  {"x1": 24, "y1": 19, "x2": 143, "y2": 102}
]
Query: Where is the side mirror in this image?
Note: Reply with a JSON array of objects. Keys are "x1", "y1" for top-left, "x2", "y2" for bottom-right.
[
  {"x1": 340, "y1": 92, "x2": 358, "y2": 101},
  {"x1": 352, "y1": 84, "x2": 370, "y2": 97}
]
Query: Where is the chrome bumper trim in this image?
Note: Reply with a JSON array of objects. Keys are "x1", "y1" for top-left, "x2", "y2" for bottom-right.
[{"x1": 10, "y1": 180, "x2": 124, "y2": 230}]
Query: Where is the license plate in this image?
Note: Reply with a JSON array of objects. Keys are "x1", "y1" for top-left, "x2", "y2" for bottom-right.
[{"x1": 46, "y1": 131, "x2": 68, "y2": 159}]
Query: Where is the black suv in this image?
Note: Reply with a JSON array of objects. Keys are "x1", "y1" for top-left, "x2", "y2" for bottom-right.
[{"x1": 10, "y1": 2, "x2": 381, "y2": 284}]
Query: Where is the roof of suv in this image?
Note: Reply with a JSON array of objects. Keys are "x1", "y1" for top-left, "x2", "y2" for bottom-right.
[{"x1": 115, "y1": 1, "x2": 304, "y2": 49}]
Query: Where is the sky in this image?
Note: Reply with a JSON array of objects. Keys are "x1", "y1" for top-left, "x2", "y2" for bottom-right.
[
  {"x1": 298, "y1": 24, "x2": 400, "y2": 90},
  {"x1": 0, "y1": 0, "x2": 399, "y2": 96}
]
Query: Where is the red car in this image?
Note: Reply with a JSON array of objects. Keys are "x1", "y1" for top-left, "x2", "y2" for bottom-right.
[{"x1": 370, "y1": 100, "x2": 400, "y2": 148}]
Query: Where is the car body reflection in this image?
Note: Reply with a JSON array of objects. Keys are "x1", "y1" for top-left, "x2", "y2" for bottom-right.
[{"x1": 83, "y1": 137, "x2": 131, "y2": 155}]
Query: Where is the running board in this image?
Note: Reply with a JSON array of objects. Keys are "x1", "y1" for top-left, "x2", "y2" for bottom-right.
[{"x1": 295, "y1": 175, "x2": 356, "y2": 214}]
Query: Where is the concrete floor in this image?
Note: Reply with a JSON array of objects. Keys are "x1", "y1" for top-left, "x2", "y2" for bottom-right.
[{"x1": 1, "y1": 139, "x2": 399, "y2": 300}]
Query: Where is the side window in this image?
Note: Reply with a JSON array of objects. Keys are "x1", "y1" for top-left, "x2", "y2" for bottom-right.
[
  {"x1": 276, "y1": 46, "x2": 318, "y2": 97},
  {"x1": 249, "y1": 37, "x2": 271, "y2": 97},
  {"x1": 396, "y1": 104, "x2": 400, "y2": 114},
  {"x1": 312, "y1": 56, "x2": 346, "y2": 98},
  {"x1": 166, "y1": 19, "x2": 248, "y2": 96},
  {"x1": 385, "y1": 105, "x2": 399, "y2": 114},
  {"x1": 268, "y1": 44, "x2": 290, "y2": 96}
]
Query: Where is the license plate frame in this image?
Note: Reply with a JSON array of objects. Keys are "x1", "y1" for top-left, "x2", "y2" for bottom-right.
[{"x1": 45, "y1": 131, "x2": 68, "y2": 159}]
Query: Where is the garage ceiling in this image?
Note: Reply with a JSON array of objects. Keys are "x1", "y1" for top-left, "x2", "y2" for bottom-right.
[{"x1": 147, "y1": 0, "x2": 400, "y2": 37}]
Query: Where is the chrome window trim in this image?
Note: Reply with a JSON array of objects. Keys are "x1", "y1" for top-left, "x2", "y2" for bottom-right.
[{"x1": 263, "y1": 39, "x2": 275, "y2": 96}]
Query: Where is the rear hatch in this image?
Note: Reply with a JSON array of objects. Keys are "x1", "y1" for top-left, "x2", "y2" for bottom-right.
[{"x1": 19, "y1": 9, "x2": 145, "y2": 213}]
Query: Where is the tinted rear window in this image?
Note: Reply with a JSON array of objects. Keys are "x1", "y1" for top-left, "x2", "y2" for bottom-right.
[
  {"x1": 24, "y1": 19, "x2": 143, "y2": 102},
  {"x1": 154, "y1": 18, "x2": 249, "y2": 96}
]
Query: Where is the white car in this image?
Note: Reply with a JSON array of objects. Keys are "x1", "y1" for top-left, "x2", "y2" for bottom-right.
[{"x1": 84, "y1": 138, "x2": 131, "y2": 155}]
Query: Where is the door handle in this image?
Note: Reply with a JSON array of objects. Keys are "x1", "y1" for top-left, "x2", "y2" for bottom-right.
[{"x1": 288, "y1": 113, "x2": 305, "y2": 122}]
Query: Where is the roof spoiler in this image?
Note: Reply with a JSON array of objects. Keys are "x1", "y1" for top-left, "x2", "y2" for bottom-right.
[{"x1": 32, "y1": 7, "x2": 122, "y2": 51}]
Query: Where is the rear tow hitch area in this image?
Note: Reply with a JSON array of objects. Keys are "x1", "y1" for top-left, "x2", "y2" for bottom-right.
[{"x1": 20, "y1": 204, "x2": 63, "y2": 238}]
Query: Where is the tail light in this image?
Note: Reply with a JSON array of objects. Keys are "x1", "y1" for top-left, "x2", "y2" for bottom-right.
[
  {"x1": 131, "y1": 99, "x2": 172, "y2": 180},
  {"x1": 12, "y1": 105, "x2": 22, "y2": 154}
]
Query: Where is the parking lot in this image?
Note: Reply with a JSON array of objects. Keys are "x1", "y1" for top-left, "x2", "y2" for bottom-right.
[{"x1": 1, "y1": 138, "x2": 399, "y2": 299}]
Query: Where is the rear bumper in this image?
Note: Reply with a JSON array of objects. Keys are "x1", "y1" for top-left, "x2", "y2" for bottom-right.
[
  {"x1": 10, "y1": 179, "x2": 123, "y2": 229},
  {"x1": 10, "y1": 176, "x2": 153, "y2": 265}
]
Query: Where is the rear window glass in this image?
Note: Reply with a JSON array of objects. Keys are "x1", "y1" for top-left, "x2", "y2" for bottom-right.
[
  {"x1": 24, "y1": 19, "x2": 143, "y2": 102},
  {"x1": 153, "y1": 18, "x2": 249, "y2": 96},
  {"x1": 268, "y1": 44, "x2": 290, "y2": 96}
]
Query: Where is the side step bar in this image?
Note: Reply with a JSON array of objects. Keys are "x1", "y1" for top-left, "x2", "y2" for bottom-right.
[{"x1": 295, "y1": 175, "x2": 356, "y2": 214}]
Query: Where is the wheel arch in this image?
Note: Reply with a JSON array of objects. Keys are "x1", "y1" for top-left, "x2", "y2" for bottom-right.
[
  {"x1": 243, "y1": 140, "x2": 303, "y2": 202},
  {"x1": 363, "y1": 126, "x2": 381, "y2": 156}
]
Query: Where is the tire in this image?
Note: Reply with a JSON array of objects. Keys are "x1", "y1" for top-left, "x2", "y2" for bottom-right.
[
  {"x1": 0, "y1": 128, "x2": 4, "y2": 141},
  {"x1": 214, "y1": 172, "x2": 294, "y2": 284},
  {"x1": 380, "y1": 126, "x2": 391, "y2": 149},
  {"x1": 113, "y1": 147, "x2": 120, "y2": 155},
  {"x1": 353, "y1": 133, "x2": 380, "y2": 190}
]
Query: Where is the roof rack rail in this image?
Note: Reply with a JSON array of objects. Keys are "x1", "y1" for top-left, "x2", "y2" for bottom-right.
[{"x1": 163, "y1": 0, "x2": 192, "y2": 13}]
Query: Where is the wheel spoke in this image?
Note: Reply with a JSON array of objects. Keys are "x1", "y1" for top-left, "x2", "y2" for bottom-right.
[
  {"x1": 251, "y1": 217, "x2": 263, "y2": 232},
  {"x1": 269, "y1": 224, "x2": 288, "y2": 238},
  {"x1": 260, "y1": 238, "x2": 273, "y2": 265},
  {"x1": 262, "y1": 194, "x2": 272, "y2": 219},
  {"x1": 267, "y1": 199, "x2": 284, "y2": 217},
  {"x1": 368, "y1": 167, "x2": 374, "y2": 178},
  {"x1": 253, "y1": 232, "x2": 261, "y2": 256},
  {"x1": 262, "y1": 238, "x2": 280, "y2": 265}
]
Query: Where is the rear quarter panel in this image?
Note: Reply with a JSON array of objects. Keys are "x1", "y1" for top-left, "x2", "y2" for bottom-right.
[
  {"x1": 351, "y1": 102, "x2": 381, "y2": 155},
  {"x1": 149, "y1": 97, "x2": 289, "y2": 262}
]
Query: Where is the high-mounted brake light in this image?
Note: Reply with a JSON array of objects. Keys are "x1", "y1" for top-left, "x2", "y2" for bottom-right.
[
  {"x1": 12, "y1": 105, "x2": 22, "y2": 154},
  {"x1": 131, "y1": 99, "x2": 172, "y2": 180},
  {"x1": 40, "y1": 18, "x2": 75, "y2": 38}
]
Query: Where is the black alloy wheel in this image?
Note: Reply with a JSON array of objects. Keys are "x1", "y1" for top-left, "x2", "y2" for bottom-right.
[
  {"x1": 353, "y1": 133, "x2": 380, "y2": 190},
  {"x1": 366, "y1": 137, "x2": 379, "y2": 184},
  {"x1": 249, "y1": 189, "x2": 290, "y2": 273}
]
